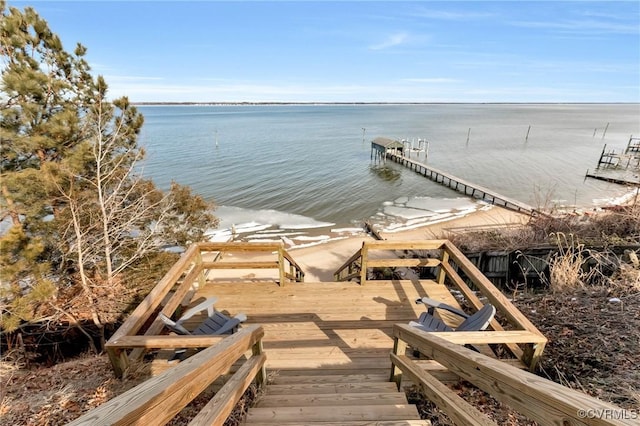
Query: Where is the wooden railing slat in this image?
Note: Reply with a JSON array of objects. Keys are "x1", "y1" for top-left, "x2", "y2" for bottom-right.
[
  {"x1": 106, "y1": 335, "x2": 226, "y2": 349},
  {"x1": 202, "y1": 261, "x2": 280, "y2": 269},
  {"x1": 188, "y1": 353, "x2": 266, "y2": 426},
  {"x1": 109, "y1": 244, "x2": 200, "y2": 342},
  {"x1": 367, "y1": 258, "x2": 441, "y2": 268},
  {"x1": 390, "y1": 353, "x2": 497, "y2": 426},
  {"x1": 393, "y1": 324, "x2": 630, "y2": 426},
  {"x1": 443, "y1": 241, "x2": 543, "y2": 337},
  {"x1": 69, "y1": 325, "x2": 264, "y2": 426}
]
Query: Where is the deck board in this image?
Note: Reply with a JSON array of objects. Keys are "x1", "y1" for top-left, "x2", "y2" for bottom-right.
[{"x1": 192, "y1": 279, "x2": 450, "y2": 374}]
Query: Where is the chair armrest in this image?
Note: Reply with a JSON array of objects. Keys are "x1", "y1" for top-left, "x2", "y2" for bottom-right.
[
  {"x1": 178, "y1": 296, "x2": 219, "y2": 322},
  {"x1": 415, "y1": 297, "x2": 469, "y2": 319},
  {"x1": 158, "y1": 312, "x2": 191, "y2": 335}
]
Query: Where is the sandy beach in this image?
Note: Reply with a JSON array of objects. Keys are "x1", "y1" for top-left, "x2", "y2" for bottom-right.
[
  {"x1": 204, "y1": 205, "x2": 529, "y2": 283},
  {"x1": 289, "y1": 205, "x2": 529, "y2": 282}
]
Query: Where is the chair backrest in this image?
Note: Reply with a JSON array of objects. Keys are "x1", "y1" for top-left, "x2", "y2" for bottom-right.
[{"x1": 457, "y1": 304, "x2": 496, "y2": 331}]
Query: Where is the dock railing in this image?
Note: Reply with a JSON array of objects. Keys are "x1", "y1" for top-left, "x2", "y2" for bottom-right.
[
  {"x1": 70, "y1": 325, "x2": 266, "y2": 425},
  {"x1": 390, "y1": 325, "x2": 632, "y2": 426},
  {"x1": 105, "y1": 242, "x2": 302, "y2": 377},
  {"x1": 334, "y1": 240, "x2": 547, "y2": 370}
]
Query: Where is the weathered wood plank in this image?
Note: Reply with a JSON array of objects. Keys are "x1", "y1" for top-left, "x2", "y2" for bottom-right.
[
  {"x1": 395, "y1": 324, "x2": 630, "y2": 426},
  {"x1": 367, "y1": 258, "x2": 441, "y2": 268},
  {"x1": 245, "y1": 422, "x2": 430, "y2": 426},
  {"x1": 268, "y1": 373, "x2": 392, "y2": 384},
  {"x1": 244, "y1": 404, "x2": 421, "y2": 423},
  {"x1": 425, "y1": 330, "x2": 547, "y2": 345},
  {"x1": 256, "y1": 392, "x2": 408, "y2": 408},
  {"x1": 108, "y1": 244, "x2": 199, "y2": 342},
  {"x1": 244, "y1": 422, "x2": 430, "y2": 426},
  {"x1": 107, "y1": 335, "x2": 226, "y2": 349},
  {"x1": 202, "y1": 261, "x2": 279, "y2": 269},
  {"x1": 365, "y1": 240, "x2": 447, "y2": 251},
  {"x1": 265, "y1": 382, "x2": 399, "y2": 395},
  {"x1": 391, "y1": 353, "x2": 497, "y2": 426},
  {"x1": 69, "y1": 325, "x2": 264, "y2": 426},
  {"x1": 198, "y1": 242, "x2": 282, "y2": 252},
  {"x1": 188, "y1": 353, "x2": 266, "y2": 426}
]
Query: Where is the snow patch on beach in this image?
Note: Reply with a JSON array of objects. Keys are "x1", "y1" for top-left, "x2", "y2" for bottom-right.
[
  {"x1": 593, "y1": 188, "x2": 639, "y2": 207},
  {"x1": 376, "y1": 196, "x2": 485, "y2": 233},
  {"x1": 205, "y1": 205, "x2": 349, "y2": 248}
]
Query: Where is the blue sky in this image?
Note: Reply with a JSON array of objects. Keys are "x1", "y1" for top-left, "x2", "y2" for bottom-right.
[{"x1": 14, "y1": 1, "x2": 640, "y2": 102}]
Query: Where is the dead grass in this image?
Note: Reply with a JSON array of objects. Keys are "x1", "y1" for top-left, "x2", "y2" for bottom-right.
[
  {"x1": 449, "y1": 203, "x2": 640, "y2": 252},
  {"x1": 547, "y1": 233, "x2": 589, "y2": 293}
]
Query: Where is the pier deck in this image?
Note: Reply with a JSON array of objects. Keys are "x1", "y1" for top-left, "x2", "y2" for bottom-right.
[{"x1": 385, "y1": 151, "x2": 541, "y2": 216}]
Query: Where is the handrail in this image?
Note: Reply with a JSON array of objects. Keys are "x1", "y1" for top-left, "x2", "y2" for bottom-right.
[
  {"x1": 333, "y1": 245, "x2": 363, "y2": 281},
  {"x1": 333, "y1": 240, "x2": 447, "y2": 283},
  {"x1": 198, "y1": 241, "x2": 304, "y2": 286},
  {"x1": 442, "y1": 241, "x2": 544, "y2": 337},
  {"x1": 70, "y1": 325, "x2": 266, "y2": 426},
  {"x1": 106, "y1": 242, "x2": 303, "y2": 377},
  {"x1": 333, "y1": 239, "x2": 547, "y2": 370},
  {"x1": 390, "y1": 324, "x2": 631, "y2": 426}
]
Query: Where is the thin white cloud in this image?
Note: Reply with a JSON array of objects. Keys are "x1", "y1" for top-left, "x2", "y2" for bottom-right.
[
  {"x1": 509, "y1": 18, "x2": 638, "y2": 35},
  {"x1": 369, "y1": 32, "x2": 409, "y2": 50},
  {"x1": 401, "y1": 78, "x2": 460, "y2": 84},
  {"x1": 412, "y1": 9, "x2": 496, "y2": 21},
  {"x1": 105, "y1": 75, "x2": 164, "y2": 82}
]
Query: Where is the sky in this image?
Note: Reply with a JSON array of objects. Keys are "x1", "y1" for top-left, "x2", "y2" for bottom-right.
[{"x1": 10, "y1": 1, "x2": 640, "y2": 103}]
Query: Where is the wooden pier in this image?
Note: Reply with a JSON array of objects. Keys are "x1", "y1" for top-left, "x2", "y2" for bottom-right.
[
  {"x1": 585, "y1": 137, "x2": 640, "y2": 186},
  {"x1": 375, "y1": 141, "x2": 541, "y2": 216}
]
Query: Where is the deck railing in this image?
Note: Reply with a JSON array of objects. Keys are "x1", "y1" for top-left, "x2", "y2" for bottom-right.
[
  {"x1": 390, "y1": 325, "x2": 631, "y2": 426},
  {"x1": 334, "y1": 240, "x2": 547, "y2": 370},
  {"x1": 105, "y1": 242, "x2": 302, "y2": 377},
  {"x1": 70, "y1": 325, "x2": 266, "y2": 425}
]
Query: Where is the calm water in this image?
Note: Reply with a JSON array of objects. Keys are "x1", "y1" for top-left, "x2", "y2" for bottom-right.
[{"x1": 138, "y1": 104, "x2": 640, "y2": 244}]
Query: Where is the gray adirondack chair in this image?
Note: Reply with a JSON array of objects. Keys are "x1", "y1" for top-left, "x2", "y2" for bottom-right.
[
  {"x1": 409, "y1": 297, "x2": 495, "y2": 332},
  {"x1": 158, "y1": 297, "x2": 247, "y2": 360}
]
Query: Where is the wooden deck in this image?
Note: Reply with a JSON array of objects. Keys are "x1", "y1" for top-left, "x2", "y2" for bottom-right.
[
  {"x1": 191, "y1": 279, "x2": 433, "y2": 375},
  {"x1": 87, "y1": 241, "x2": 636, "y2": 425},
  {"x1": 189, "y1": 279, "x2": 434, "y2": 424}
]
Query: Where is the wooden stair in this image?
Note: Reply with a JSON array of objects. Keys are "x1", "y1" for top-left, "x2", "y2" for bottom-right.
[{"x1": 243, "y1": 372, "x2": 430, "y2": 425}]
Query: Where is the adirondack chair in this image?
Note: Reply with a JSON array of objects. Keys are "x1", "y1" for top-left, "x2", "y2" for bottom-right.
[
  {"x1": 409, "y1": 297, "x2": 495, "y2": 332},
  {"x1": 158, "y1": 297, "x2": 247, "y2": 361}
]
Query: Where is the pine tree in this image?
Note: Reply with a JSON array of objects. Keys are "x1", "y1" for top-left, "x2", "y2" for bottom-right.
[{"x1": 1, "y1": 3, "x2": 218, "y2": 347}]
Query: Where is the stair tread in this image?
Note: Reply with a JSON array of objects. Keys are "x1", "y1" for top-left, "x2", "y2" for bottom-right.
[
  {"x1": 244, "y1": 421, "x2": 430, "y2": 426},
  {"x1": 269, "y1": 373, "x2": 391, "y2": 384},
  {"x1": 244, "y1": 404, "x2": 421, "y2": 423},
  {"x1": 265, "y1": 381, "x2": 399, "y2": 395},
  {"x1": 257, "y1": 392, "x2": 408, "y2": 407}
]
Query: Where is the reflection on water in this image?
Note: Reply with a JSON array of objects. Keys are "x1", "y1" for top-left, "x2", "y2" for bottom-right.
[{"x1": 369, "y1": 165, "x2": 401, "y2": 182}]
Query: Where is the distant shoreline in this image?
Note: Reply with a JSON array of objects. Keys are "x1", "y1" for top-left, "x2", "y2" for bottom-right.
[{"x1": 132, "y1": 101, "x2": 639, "y2": 106}]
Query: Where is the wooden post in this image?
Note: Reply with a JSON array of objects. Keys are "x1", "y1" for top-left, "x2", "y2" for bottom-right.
[
  {"x1": 252, "y1": 339, "x2": 267, "y2": 388},
  {"x1": 278, "y1": 247, "x2": 285, "y2": 287},
  {"x1": 437, "y1": 250, "x2": 449, "y2": 285},
  {"x1": 359, "y1": 242, "x2": 368, "y2": 285},
  {"x1": 389, "y1": 336, "x2": 407, "y2": 390},
  {"x1": 106, "y1": 347, "x2": 129, "y2": 379},
  {"x1": 194, "y1": 248, "x2": 207, "y2": 289},
  {"x1": 602, "y1": 122, "x2": 609, "y2": 139}
]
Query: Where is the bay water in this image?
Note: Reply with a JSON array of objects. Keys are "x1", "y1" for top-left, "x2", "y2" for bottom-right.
[{"x1": 138, "y1": 104, "x2": 640, "y2": 246}]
